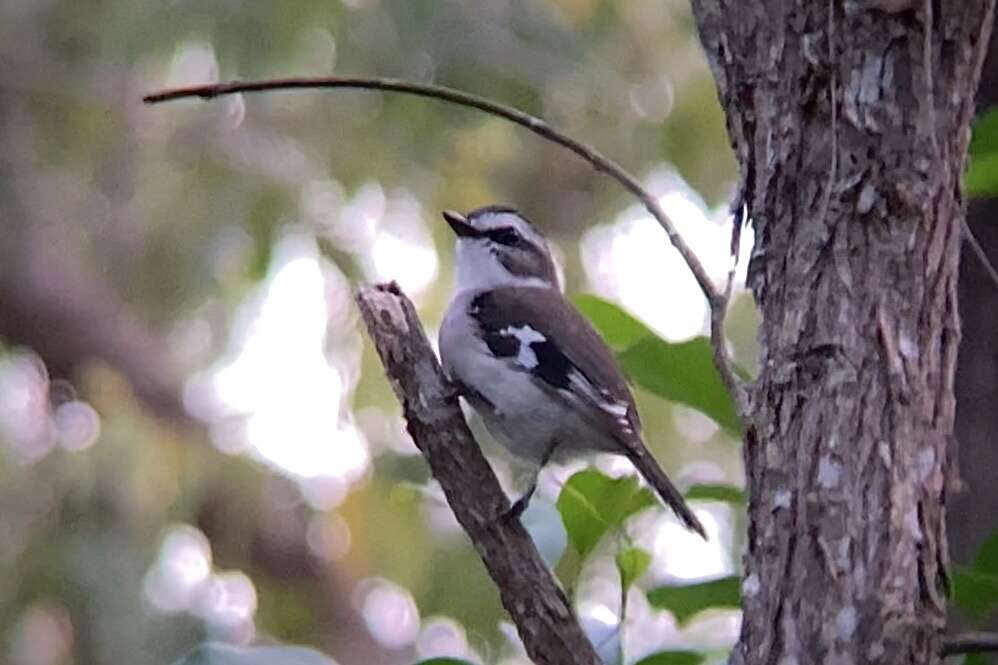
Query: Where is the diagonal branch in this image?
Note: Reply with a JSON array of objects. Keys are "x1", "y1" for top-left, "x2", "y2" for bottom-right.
[
  {"x1": 941, "y1": 631, "x2": 998, "y2": 656},
  {"x1": 354, "y1": 282, "x2": 601, "y2": 665},
  {"x1": 144, "y1": 75, "x2": 749, "y2": 418}
]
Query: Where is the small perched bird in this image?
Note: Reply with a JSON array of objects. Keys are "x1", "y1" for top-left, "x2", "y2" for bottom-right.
[{"x1": 439, "y1": 205, "x2": 706, "y2": 539}]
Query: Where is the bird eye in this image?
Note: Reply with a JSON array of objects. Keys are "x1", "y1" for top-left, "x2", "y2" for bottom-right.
[{"x1": 490, "y1": 228, "x2": 522, "y2": 246}]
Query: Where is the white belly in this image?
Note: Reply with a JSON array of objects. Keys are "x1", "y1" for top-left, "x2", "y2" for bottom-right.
[{"x1": 440, "y1": 292, "x2": 619, "y2": 463}]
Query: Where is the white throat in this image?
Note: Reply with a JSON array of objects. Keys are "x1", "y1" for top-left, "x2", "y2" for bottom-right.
[{"x1": 453, "y1": 239, "x2": 553, "y2": 292}]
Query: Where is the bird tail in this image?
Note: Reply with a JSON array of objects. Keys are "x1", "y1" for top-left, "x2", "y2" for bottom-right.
[{"x1": 627, "y1": 447, "x2": 707, "y2": 540}]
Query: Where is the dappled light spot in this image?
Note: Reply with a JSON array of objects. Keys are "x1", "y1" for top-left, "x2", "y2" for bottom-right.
[
  {"x1": 356, "y1": 578, "x2": 421, "y2": 649},
  {"x1": 651, "y1": 510, "x2": 729, "y2": 582},
  {"x1": 351, "y1": 188, "x2": 438, "y2": 299},
  {"x1": 356, "y1": 406, "x2": 420, "y2": 457},
  {"x1": 319, "y1": 181, "x2": 383, "y2": 253},
  {"x1": 628, "y1": 77, "x2": 675, "y2": 123},
  {"x1": 0, "y1": 351, "x2": 56, "y2": 463},
  {"x1": 302, "y1": 179, "x2": 349, "y2": 241},
  {"x1": 143, "y1": 525, "x2": 259, "y2": 645},
  {"x1": 294, "y1": 28, "x2": 338, "y2": 73},
  {"x1": 197, "y1": 571, "x2": 258, "y2": 645},
  {"x1": 0, "y1": 351, "x2": 102, "y2": 463},
  {"x1": 53, "y1": 400, "x2": 101, "y2": 452},
  {"x1": 370, "y1": 228, "x2": 438, "y2": 297},
  {"x1": 7, "y1": 602, "x2": 74, "y2": 665},
  {"x1": 168, "y1": 41, "x2": 219, "y2": 89},
  {"x1": 581, "y1": 169, "x2": 753, "y2": 342},
  {"x1": 184, "y1": 233, "x2": 370, "y2": 491},
  {"x1": 223, "y1": 93, "x2": 246, "y2": 130},
  {"x1": 416, "y1": 616, "x2": 472, "y2": 662},
  {"x1": 672, "y1": 405, "x2": 720, "y2": 444},
  {"x1": 143, "y1": 525, "x2": 213, "y2": 613},
  {"x1": 301, "y1": 474, "x2": 350, "y2": 510},
  {"x1": 305, "y1": 182, "x2": 439, "y2": 299},
  {"x1": 306, "y1": 513, "x2": 352, "y2": 562}
]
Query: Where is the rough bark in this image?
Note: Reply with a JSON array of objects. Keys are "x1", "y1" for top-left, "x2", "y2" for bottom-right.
[
  {"x1": 690, "y1": 3, "x2": 995, "y2": 665},
  {"x1": 354, "y1": 282, "x2": 600, "y2": 665}
]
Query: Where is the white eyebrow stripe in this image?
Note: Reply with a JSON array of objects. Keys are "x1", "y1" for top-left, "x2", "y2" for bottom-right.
[
  {"x1": 499, "y1": 324, "x2": 546, "y2": 369},
  {"x1": 474, "y1": 211, "x2": 543, "y2": 244}
]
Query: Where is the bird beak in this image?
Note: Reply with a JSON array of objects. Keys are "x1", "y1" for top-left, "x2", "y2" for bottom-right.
[{"x1": 442, "y1": 210, "x2": 480, "y2": 238}]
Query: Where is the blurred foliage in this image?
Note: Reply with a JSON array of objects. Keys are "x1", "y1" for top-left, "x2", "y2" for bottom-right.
[
  {"x1": 0, "y1": 1, "x2": 755, "y2": 664},
  {"x1": 953, "y1": 529, "x2": 998, "y2": 665},
  {"x1": 575, "y1": 295, "x2": 744, "y2": 436},
  {"x1": 646, "y1": 576, "x2": 741, "y2": 626},
  {"x1": 632, "y1": 652, "x2": 704, "y2": 665},
  {"x1": 967, "y1": 107, "x2": 998, "y2": 198},
  {"x1": 954, "y1": 530, "x2": 998, "y2": 622},
  {"x1": 683, "y1": 484, "x2": 744, "y2": 506},
  {"x1": 172, "y1": 643, "x2": 336, "y2": 665}
]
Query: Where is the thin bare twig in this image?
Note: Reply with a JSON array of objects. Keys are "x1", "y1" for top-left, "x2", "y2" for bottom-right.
[
  {"x1": 920, "y1": 3, "x2": 998, "y2": 295},
  {"x1": 942, "y1": 631, "x2": 998, "y2": 656},
  {"x1": 963, "y1": 220, "x2": 998, "y2": 292},
  {"x1": 354, "y1": 282, "x2": 600, "y2": 665},
  {"x1": 143, "y1": 76, "x2": 749, "y2": 418}
]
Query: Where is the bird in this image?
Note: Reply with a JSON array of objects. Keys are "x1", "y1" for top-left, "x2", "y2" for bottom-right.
[{"x1": 438, "y1": 204, "x2": 706, "y2": 539}]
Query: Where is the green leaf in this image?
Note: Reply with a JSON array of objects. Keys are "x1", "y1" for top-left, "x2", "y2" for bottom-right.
[
  {"x1": 616, "y1": 546, "x2": 653, "y2": 592},
  {"x1": 973, "y1": 530, "x2": 998, "y2": 575},
  {"x1": 970, "y1": 108, "x2": 998, "y2": 157},
  {"x1": 685, "y1": 483, "x2": 746, "y2": 505},
  {"x1": 647, "y1": 575, "x2": 741, "y2": 625},
  {"x1": 633, "y1": 651, "x2": 706, "y2": 665},
  {"x1": 556, "y1": 469, "x2": 657, "y2": 560},
  {"x1": 953, "y1": 566, "x2": 998, "y2": 619},
  {"x1": 573, "y1": 295, "x2": 744, "y2": 436},
  {"x1": 968, "y1": 108, "x2": 998, "y2": 198},
  {"x1": 171, "y1": 643, "x2": 336, "y2": 665},
  {"x1": 554, "y1": 543, "x2": 583, "y2": 590},
  {"x1": 572, "y1": 293, "x2": 657, "y2": 350},
  {"x1": 966, "y1": 153, "x2": 998, "y2": 197},
  {"x1": 619, "y1": 337, "x2": 742, "y2": 436}
]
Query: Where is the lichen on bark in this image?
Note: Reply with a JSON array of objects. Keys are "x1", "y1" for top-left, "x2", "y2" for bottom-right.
[{"x1": 690, "y1": 2, "x2": 996, "y2": 664}]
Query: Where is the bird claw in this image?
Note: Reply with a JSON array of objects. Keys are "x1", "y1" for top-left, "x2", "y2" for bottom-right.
[{"x1": 497, "y1": 484, "x2": 535, "y2": 524}]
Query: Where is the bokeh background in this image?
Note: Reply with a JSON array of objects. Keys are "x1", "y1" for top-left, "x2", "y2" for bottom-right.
[{"x1": 2, "y1": 1, "x2": 782, "y2": 664}]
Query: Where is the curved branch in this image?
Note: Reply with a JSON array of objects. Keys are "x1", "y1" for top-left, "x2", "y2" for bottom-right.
[
  {"x1": 354, "y1": 282, "x2": 600, "y2": 665},
  {"x1": 143, "y1": 75, "x2": 749, "y2": 416}
]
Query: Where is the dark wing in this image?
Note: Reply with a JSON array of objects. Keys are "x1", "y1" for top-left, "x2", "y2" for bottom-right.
[
  {"x1": 469, "y1": 287, "x2": 641, "y2": 442},
  {"x1": 470, "y1": 288, "x2": 708, "y2": 539}
]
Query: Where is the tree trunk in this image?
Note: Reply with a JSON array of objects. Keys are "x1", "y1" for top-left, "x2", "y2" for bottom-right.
[
  {"x1": 690, "y1": 3, "x2": 995, "y2": 664},
  {"x1": 952, "y1": 26, "x2": 998, "y2": 614}
]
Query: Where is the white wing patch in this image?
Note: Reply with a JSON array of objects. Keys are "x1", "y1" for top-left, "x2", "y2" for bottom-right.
[
  {"x1": 601, "y1": 401, "x2": 628, "y2": 417},
  {"x1": 601, "y1": 399, "x2": 635, "y2": 434},
  {"x1": 565, "y1": 369, "x2": 635, "y2": 435},
  {"x1": 499, "y1": 325, "x2": 547, "y2": 369}
]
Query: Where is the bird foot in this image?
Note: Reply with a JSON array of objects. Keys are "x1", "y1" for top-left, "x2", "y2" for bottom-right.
[{"x1": 497, "y1": 485, "x2": 535, "y2": 524}]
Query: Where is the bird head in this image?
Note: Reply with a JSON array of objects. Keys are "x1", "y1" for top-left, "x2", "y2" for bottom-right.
[{"x1": 443, "y1": 205, "x2": 559, "y2": 292}]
